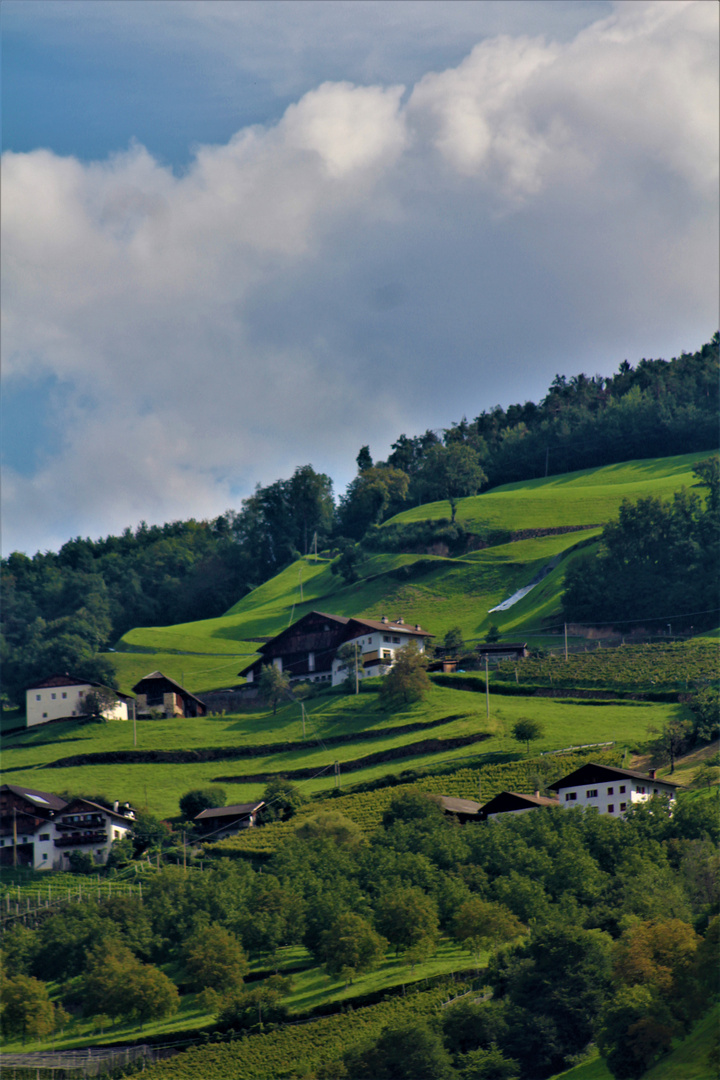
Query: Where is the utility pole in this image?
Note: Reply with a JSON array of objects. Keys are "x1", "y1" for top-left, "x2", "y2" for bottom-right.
[
  {"x1": 12, "y1": 805, "x2": 17, "y2": 868},
  {"x1": 485, "y1": 656, "x2": 490, "y2": 719},
  {"x1": 564, "y1": 623, "x2": 568, "y2": 661},
  {"x1": 132, "y1": 698, "x2": 137, "y2": 748},
  {"x1": 355, "y1": 641, "x2": 360, "y2": 695}
]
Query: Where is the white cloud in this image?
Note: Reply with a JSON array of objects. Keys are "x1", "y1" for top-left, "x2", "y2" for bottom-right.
[{"x1": 2, "y1": 0, "x2": 717, "y2": 553}]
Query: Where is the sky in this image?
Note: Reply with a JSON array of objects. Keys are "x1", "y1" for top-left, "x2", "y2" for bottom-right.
[{"x1": 2, "y1": 0, "x2": 718, "y2": 556}]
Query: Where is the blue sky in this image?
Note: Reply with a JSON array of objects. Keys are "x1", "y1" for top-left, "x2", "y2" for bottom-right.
[{"x1": 2, "y1": 0, "x2": 718, "y2": 554}]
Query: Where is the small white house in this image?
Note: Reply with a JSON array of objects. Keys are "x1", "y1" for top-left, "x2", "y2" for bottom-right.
[
  {"x1": 331, "y1": 617, "x2": 430, "y2": 686},
  {"x1": 25, "y1": 673, "x2": 128, "y2": 728},
  {"x1": 549, "y1": 762, "x2": 677, "y2": 817}
]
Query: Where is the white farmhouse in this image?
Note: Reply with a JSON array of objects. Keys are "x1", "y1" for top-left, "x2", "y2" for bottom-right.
[
  {"x1": 330, "y1": 616, "x2": 431, "y2": 686},
  {"x1": 549, "y1": 762, "x2": 677, "y2": 817},
  {"x1": 25, "y1": 673, "x2": 128, "y2": 728},
  {"x1": 0, "y1": 784, "x2": 134, "y2": 870}
]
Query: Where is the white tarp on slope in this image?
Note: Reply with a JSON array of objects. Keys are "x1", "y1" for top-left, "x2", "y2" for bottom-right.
[
  {"x1": 488, "y1": 552, "x2": 565, "y2": 613},
  {"x1": 488, "y1": 584, "x2": 538, "y2": 613}
]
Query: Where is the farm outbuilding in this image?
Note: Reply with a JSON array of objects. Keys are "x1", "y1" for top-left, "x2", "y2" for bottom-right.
[{"x1": 131, "y1": 671, "x2": 207, "y2": 718}]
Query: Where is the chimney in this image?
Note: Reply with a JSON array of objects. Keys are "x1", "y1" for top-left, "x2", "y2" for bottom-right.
[
  {"x1": 415, "y1": 624, "x2": 421, "y2": 631},
  {"x1": 113, "y1": 801, "x2": 119, "y2": 813},
  {"x1": 648, "y1": 768, "x2": 656, "y2": 780},
  {"x1": 396, "y1": 615, "x2": 404, "y2": 625},
  {"x1": 534, "y1": 790, "x2": 540, "y2": 799},
  {"x1": 381, "y1": 615, "x2": 389, "y2": 624}
]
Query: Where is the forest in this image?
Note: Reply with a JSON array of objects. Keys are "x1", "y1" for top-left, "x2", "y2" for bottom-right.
[
  {"x1": 2, "y1": 786, "x2": 718, "y2": 1079},
  {"x1": 1, "y1": 336, "x2": 718, "y2": 706}
]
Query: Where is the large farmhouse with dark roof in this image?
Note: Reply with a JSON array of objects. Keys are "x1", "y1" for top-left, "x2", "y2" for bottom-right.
[
  {"x1": 239, "y1": 610, "x2": 432, "y2": 688},
  {"x1": 0, "y1": 784, "x2": 134, "y2": 870},
  {"x1": 549, "y1": 762, "x2": 677, "y2": 817}
]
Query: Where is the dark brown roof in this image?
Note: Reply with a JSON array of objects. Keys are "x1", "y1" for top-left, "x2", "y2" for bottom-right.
[
  {"x1": 25, "y1": 672, "x2": 122, "y2": 693},
  {"x1": 480, "y1": 790, "x2": 560, "y2": 817},
  {"x1": 131, "y1": 671, "x2": 206, "y2": 708},
  {"x1": 475, "y1": 643, "x2": 528, "y2": 653},
  {"x1": 194, "y1": 802, "x2": 265, "y2": 821},
  {"x1": 0, "y1": 784, "x2": 68, "y2": 812},
  {"x1": 548, "y1": 762, "x2": 678, "y2": 792},
  {"x1": 59, "y1": 797, "x2": 133, "y2": 822}
]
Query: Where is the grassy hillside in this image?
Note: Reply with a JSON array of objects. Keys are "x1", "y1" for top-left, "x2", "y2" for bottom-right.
[
  {"x1": 109, "y1": 452, "x2": 706, "y2": 695},
  {"x1": 390, "y1": 451, "x2": 710, "y2": 531},
  {"x1": 1, "y1": 680, "x2": 688, "y2": 817}
]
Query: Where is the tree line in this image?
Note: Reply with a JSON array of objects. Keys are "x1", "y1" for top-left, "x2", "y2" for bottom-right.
[
  {"x1": 2, "y1": 337, "x2": 717, "y2": 706},
  {"x1": 1, "y1": 788, "x2": 717, "y2": 1078}
]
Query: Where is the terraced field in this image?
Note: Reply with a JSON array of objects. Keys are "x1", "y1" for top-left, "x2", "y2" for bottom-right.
[
  {"x1": 110, "y1": 452, "x2": 707, "y2": 695},
  {"x1": 1, "y1": 682, "x2": 686, "y2": 818}
]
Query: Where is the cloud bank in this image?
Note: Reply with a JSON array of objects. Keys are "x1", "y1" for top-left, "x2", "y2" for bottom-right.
[{"x1": 2, "y1": 0, "x2": 718, "y2": 553}]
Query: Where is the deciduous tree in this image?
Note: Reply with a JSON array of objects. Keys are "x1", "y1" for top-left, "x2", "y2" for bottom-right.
[
  {"x1": 380, "y1": 641, "x2": 431, "y2": 706},
  {"x1": 318, "y1": 912, "x2": 386, "y2": 984},
  {"x1": 258, "y1": 664, "x2": 291, "y2": 714},
  {"x1": 0, "y1": 975, "x2": 56, "y2": 1043},
  {"x1": 511, "y1": 718, "x2": 544, "y2": 754}
]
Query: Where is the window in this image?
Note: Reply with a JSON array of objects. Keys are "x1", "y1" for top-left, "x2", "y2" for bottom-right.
[
  {"x1": 393, "y1": 636, "x2": 401, "y2": 643},
  {"x1": 114, "y1": 830, "x2": 120, "y2": 839},
  {"x1": 565, "y1": 793, "x2": 577, "y2": 802},
  {"x1": 619, "y1": 785, "x2": 626, "y2": 793},
  {"x1": 382, "y1": 650, "x2": 392, "y2": 659},
  {"x1": 42, "y1": 712, "x2": 48, "y2": 718},
  {"x1": 653, "y1": 788, "x2": 658, "y2": 794},
  {"x1": 42, "y1": 853, "x2": 48, "y2": 860},
  {"x1": 607, "y1": 805, "x2": 614, "y2": 813},
  {"x1": 383, "y1": 635, "x2": 391, "y2": 642},
  {"x1": 39, "y1": 833, "x2": 50, "y2": 841},
  {"x1": 51, "y1": 693, "x2": 56, "y2": 700},
  {"x1": 586, "y1": 789, "x2": 598, "y2": 798},
  {"x1": 0, "y1": 840, "x2": 3, "y2": 846},
  {"x1": 62, "y1": 692, "x2": 67, "y2": 699},
  {"x1": 637, "y1": 786, "x2": 645, "y2": 795},
  {"x1": 607, "y1": 787, "x2": 614, "y2": 795},
  {"x1": 36, "y1": 694, "x2": 41, "y2": 701},
  {"x1": 620, "y1": 803, "x2": 626, "y2": 812}
]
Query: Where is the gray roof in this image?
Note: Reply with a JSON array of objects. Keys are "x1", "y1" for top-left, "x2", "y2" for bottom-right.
[
  {"x1": 194, "y1": 801, "x2": 265, "y2": 821},
  {"x1": 437, "y1": 795, "x2": 482, "y2": 816}
]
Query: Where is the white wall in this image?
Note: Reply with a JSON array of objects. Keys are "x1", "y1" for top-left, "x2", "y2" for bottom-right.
[
  {"x1": 558, "y1": 778, "x2": 676, "y2": 817},
  {"x1": 26, "y1": 685, "x2": 127, "y2": 728},
  {"x1": 331, "y1": 629, "x2": 426, "y2": 686}
]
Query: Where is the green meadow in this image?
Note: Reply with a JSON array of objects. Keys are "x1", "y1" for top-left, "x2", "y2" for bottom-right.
[
  {"x1": 1, "y1": 682, "x2": 688, "y2": 817},
  {"x1": 390, "y1": 451, "x2": 711, "y2": 531}
]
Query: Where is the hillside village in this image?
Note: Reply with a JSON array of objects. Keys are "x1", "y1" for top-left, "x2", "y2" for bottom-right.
[
  {"x1": 1, "y1": 351, "x2": 719, "y2": 1080},
  {"x1": 2, "y1": 439, "x2": 718, "y2": 1080}
]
